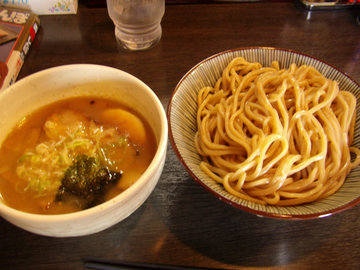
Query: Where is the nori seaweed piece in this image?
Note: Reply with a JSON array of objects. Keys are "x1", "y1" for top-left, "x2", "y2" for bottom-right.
[{"x1": 55, "y1": 154, "x2": 122, "y2": 209}]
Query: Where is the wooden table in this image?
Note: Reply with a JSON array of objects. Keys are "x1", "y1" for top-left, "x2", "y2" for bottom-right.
[{"x1": 1, "y1": 1, "x2": 360, "y2": 269}]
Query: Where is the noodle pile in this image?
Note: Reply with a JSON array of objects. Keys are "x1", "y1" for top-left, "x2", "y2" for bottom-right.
[{"x1": 195, "y1": 57, "x2": 360, "y2": 205}]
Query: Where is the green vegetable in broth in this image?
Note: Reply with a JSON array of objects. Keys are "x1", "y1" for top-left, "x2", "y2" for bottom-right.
[{"x1": 56, "y1": 154, "x2": 121, "y2": 209}]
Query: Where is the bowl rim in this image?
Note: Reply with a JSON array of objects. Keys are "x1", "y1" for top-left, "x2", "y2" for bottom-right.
[
  {"x1": 167, "y1": 46, "x2": 360, "y2": 220},
  {"x1": 0, "y1": 63, "x2": 168, "y2": 223}
]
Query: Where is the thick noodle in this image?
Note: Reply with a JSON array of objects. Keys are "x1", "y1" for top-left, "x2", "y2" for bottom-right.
[{"x1": 195, "y1": 57, "x2": 360, "y2": 205}]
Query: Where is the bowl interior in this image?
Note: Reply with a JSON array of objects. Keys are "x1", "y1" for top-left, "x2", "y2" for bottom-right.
[{"x1": 168, "y1": 47, "x2": 360, "y2": 219}]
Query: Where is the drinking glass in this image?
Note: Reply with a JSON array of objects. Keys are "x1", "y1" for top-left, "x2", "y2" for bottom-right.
[{"x1": 106, "y1": 0, "x2": 165, "y2": 51}]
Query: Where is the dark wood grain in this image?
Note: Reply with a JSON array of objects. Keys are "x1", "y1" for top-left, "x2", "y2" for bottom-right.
[{"x1": 1, "y1": 1, "x2": 360, "y2": 270}]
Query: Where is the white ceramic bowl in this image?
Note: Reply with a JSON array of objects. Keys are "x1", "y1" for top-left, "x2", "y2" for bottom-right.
[
  {"x1": 0, "y1": 64, "x2": 168, "y2": 237},
  {"x1": 168, "y1": 47, "x2": 360, "y2": 220}
]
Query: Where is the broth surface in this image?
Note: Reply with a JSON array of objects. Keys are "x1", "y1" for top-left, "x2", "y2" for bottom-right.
[{"x1": 0, "y1": 97, "x2": 157, "y2": 214}]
